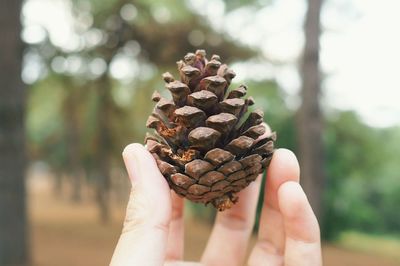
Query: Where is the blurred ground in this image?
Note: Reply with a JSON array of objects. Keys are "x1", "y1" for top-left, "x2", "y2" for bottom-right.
[{"x1": 29, "y1": 176, "x2": 400, "y2": 266}]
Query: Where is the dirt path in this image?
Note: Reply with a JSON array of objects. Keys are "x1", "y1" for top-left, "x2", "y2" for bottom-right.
[{"x1": 29, "y1": 184, "x2": 399, "y2": 266}]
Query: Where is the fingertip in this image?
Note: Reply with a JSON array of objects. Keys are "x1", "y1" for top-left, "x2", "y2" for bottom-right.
[
  {"x1": 275, "y1": 148, "x2": 297, "y2": 160},
  {"x1": 268, "y1": 148, "x2": 300, "y2": 183},
  {"x1": 122, "y1": 143, "x2": 145, "y2": 158},
  {"x1": 122, "y1": 143, "x2": 145, "y2": 184},
  {"x1": 273, "y1": 149, "x2": 299, "y2": 172},
  {"x1": 122, "y1": 143, "x2": 169, "y2": 191},
  {"x1": 264, "y1": 149, "x2": 300, "y2": 209}
]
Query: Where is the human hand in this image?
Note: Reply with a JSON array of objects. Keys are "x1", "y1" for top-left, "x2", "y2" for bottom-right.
[{"x1": 110, "y1": 144, "x2": 322, "y2": 266}]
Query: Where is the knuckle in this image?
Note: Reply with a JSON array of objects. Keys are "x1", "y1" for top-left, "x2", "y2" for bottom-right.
[
  {"x1": 122, "y1": 186, "x2": 170, "y2": 234},
  {"x1": 122, "y1": 186, "x2": 152, "y2": 233}
]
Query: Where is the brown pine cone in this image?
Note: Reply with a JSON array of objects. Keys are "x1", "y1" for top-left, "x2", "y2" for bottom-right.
[{"x1": 145, "y1": 50, "x2": 276, "y2": 211}]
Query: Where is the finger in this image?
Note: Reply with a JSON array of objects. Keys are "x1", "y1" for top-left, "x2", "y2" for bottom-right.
[
  {"x1": 164, "y1": 262, "x2": 202, "y2": 266},
  {"x1": 201, "y1": 123, "x2": 271, "y2": 266},
  {"x1": 201, "y1": 176, "x2": 262, "y2": 266},
  {"x1": 248, "y1": 149, "x2": 300, "y2": 266},
  {"x1": 110, "y1": 144, "x2": 172, "y2": 266},
  {"x1": 264, "y1": 149, "x2": 300, "y2": 209},
  {"x1": 165, "y1": 191, "x2": 185, "y2": 261},
  {"x1": 278, "y1": 182, "x2": 322, "y2": 266}
]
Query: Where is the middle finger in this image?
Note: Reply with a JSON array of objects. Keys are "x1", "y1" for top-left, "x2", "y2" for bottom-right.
[
  {"x1": 165, "y1": 191, "x2": 185, "y2": 261},
  {"x1": 201, "y1": 176, "x2": 262, "y2": 266}
]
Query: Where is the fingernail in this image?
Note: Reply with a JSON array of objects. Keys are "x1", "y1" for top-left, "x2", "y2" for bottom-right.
[{"x1": 122, "y1": 145, "x2": 141, "y2": 185}]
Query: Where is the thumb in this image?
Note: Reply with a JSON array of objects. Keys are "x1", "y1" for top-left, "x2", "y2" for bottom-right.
[{"x1": 111, "y1": 143, "x2": 172, "y2": 266}]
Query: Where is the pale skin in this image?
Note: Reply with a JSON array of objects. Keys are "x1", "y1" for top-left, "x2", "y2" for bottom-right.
[{"x1": 111, "y1": 142, "x2": 322, "y2": 266}]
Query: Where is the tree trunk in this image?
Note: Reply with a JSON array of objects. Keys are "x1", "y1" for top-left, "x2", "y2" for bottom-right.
[
  {"x1": 297, "y1": 0, "x2": 325, "y2": 220},
  {"x1": 62, "y1": 78, "x2": 83, "y2": 202},
  {"x1": 52, "y1": 172, "x2": 63, "y2": 198},
  {"x1": 0, "y1": 0, "x2": 29, "y2": 265},
  {"x1": 95, "y1": 74, "x2": 113, "y2": 224}
]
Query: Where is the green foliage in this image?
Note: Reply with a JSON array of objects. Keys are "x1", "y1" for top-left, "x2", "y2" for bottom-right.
[
  {"x1": 322, "y1": 112, "x2": 400, "y2": 239},
  {"x1": 222, "y1": 0, "x2": 271, "y2": 12},
  {"x1": 27, "y1": 77, "x2": 68, "y2": 169},
  {"x1": 27, "y1": 78, "x2": 65, "y2": 146}
]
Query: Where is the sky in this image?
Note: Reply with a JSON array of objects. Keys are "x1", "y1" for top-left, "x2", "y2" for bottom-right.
[{"x1": 22, "y1": 0, "x2": 400, "y2": 128}]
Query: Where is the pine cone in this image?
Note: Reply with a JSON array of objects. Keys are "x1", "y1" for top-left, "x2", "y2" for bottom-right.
[{"x1": 145, "y1": 50, "x2": 276, "y2": 211}]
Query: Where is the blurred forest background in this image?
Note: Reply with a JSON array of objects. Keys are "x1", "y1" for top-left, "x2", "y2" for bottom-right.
[{"x1": 1, "y1": 0, "x2": 400, "y2": 265}]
